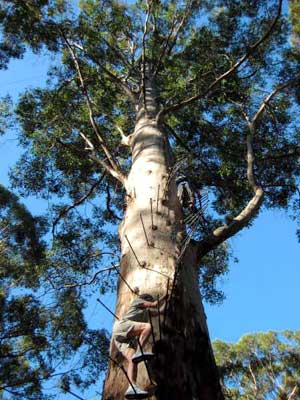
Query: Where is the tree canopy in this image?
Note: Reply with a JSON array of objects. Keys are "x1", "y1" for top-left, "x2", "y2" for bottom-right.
[
  {"x1": 0, "y1": 0, "x2": 300, "y2": 398},
  {"x1": 8, "y1": 0, "x2": 300, "y2": 298},
  {"x1": 213, "y1": 330, "x2": 300, "y2": 400}
]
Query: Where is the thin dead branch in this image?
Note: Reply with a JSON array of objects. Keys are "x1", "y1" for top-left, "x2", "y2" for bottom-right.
[{"x1": 56, "y1": 265, "x2": 118, "y2": 290}]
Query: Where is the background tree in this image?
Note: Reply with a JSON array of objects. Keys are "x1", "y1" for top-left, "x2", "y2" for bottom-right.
[
  {"x1": 0, "y1": 184, "x2": 109, "y2": 399},
  {"x1": 0, "y1": 3, "x2": 110, "y2": 398},
  {"x1": 0, "y1": 0, "x2": 300, "y2": 399},
  {"x1": 213, "y1": 330, "x2": 300, "y2": 400},
  {"x1": 0, "y1": 185, "x2": 49, "y2": 399},
  {"x1": 289, "y1": 0, "x2": 300, "y2": 50},
  {"x1": 0, "y1": 0, "x2": 67, "y2": 69}
]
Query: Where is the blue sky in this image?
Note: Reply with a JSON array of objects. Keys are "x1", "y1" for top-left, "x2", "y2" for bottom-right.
[
  {"x1": 206, "y1": 208, "x2": 300, "y2": 342},
  {"x1": 1, "y1": 45, "x2": 299, "y2": 398}
]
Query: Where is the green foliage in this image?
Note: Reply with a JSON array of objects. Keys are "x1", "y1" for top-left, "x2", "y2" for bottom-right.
[
  {"x1": 1, "y1": 0, "x2": 300, "y2": 397},
  {"x1": 289, "y1": 0, "x2": 300, "y2": 50},
  {"x1": 213, "y1": 330, "x2": 300, "y2": 399},
  {"x1": 0, "y1": 184, "x2": 46, "y2": 280},
  {"x1": 0, "y1": 0, "x2": 72, "y2": 69},
  {"x1": 199, "y1": 242, "x2": 231, "y2": 304},
  {"x1": 0, "y1": 187, "x2": 110, "y2": 399},
  {"x1": 0, "y1": 96, "x2": 12, "y2": 135},
  {"x1": 10, "y1": 2, "x2": 300, "y2": 306}
]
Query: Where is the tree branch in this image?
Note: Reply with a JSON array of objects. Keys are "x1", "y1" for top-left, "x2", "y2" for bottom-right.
[
  {"x1": 52, "y1": 172, "x2": 106, "y2": 234},
  {"x1": 248, "y1": 362, "x2": 258, "y2": 396},
  {"x1": 288, "y1": 386, "x2": 298, "y2": 400},
  {"x1": 242, "y1": 115, "x2": 259, "y2": 192},
  {"x1": 154, "y1": 0, "x2": 201, "y2": 77},
  {"x1": 196, "y1": 103, "x2": 270, "y2": 259},
  {"x1": 196, "y1": 187, "x2": 264, "y2": 257},
  {"x1": 157, "y1": 0, "x2": 283, "y2": 119},
  {"x1": 101, "y1": 35, "x2": 133, "y2": 71},
  {"x1": 78, "y1": 131, "x2": 123, "y2": 179},
  {"x1": 56, "y1": 136, "x2": 124, "y2": 185},
  {"x1": 76, "y1": 131, "x2": 125, "y2": 182},
  {"x1": 252, "y1": 77, "x2": 300, "y2": 126},
  {"x1": 153, "y1": 15, "x2": 178, "y2": 77},
  {"x1": 141, "y1": 0, "x2": 153, "y2": 111},
  {"x1": 164, "y1": 122, "x2": 194, "y2": 154},
  {"x1": 106, "y1": 183, "x2": 122, "y2": 221},
  {"x1": 259, "y1": 145, "x2": 300, "y2": 161},
  {"x1": 70, "y1": 41, "x2": 137, "y2": 104},
  {"x1": 165, "y1": 0, "x2": 197, "y2": 57},
  {"x1": 79, "y1": 131, "x2": 94, "y2": 150},
  {"x1": 244, "y1": 77, "x2": 300, "y2": 190},
  {"x1": 62, "y1": 33, "x2": 126, "y2": 185},
  {"x1": 88, "y1": 154, "x2": 124, "y2": 183},
  {"x1": 196, "y1": 73, "x2": 300, "y2": 258},
  {"x1": 55, "y1": 265, "x2": 118, "y2": 290},
  {"x1": 116, "y1": 125, "x2": 131, "y2": 146}
]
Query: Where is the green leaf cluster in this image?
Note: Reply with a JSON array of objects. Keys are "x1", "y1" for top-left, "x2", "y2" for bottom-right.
[{"x1": 213, "y1": 330, "x2": 300, "y2": 399}]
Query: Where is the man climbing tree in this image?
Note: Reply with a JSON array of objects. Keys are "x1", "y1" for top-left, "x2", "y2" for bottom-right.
[
  {"x1": 112, "y1": 289, "x2": 168, "y2": 399},
  {"x1": 1, "y1": 0, "x2": 300, "y2": 399}
]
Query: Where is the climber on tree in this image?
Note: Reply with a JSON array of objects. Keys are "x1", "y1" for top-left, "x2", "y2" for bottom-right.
[
  {"x1": 112, "y1": 288, "x2": 168, "y2": 399},
  {"x1": 176, "y1": 174, "x2": 197, "y2": 213}
]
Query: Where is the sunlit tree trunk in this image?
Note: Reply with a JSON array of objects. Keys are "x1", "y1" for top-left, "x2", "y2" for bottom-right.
[{"x1": 102, "y1": 69, "x2": 224, "y2": 400}]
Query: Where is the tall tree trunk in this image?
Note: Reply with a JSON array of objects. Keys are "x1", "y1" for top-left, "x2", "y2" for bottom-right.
[{"x1": 102, "y1": 71, "x2": 224, "y2": 400}]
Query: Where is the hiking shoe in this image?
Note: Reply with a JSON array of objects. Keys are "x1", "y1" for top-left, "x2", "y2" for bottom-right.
[
  {"x1": 132, "y1": 350, "x2": 154, "y2": 364},
  {"x1": 125, "y1": 384, "x2": 149, "y2": 399}
]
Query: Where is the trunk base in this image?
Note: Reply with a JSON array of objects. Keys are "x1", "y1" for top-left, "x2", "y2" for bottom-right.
[{"x1": 103, "y1": 278, "x2": 224, "y2": 400}]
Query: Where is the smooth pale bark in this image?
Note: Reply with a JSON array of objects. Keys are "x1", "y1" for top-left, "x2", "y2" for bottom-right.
[{"x1": 102, "y1": 78, "x2": 224, "y2": 398}]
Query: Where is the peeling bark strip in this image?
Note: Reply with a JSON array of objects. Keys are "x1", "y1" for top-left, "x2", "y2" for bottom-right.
[{"x1": 102, "y1": 72, "x2": 224, "y2": 400}]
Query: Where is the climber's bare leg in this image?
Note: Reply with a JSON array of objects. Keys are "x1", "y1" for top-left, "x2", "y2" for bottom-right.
[
  {"x1": 122, "y1": 347, "x2": 137, "y2": 384},
  {"x1": 127, "y1": 322, "x2": 151, "y2": 349}
]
